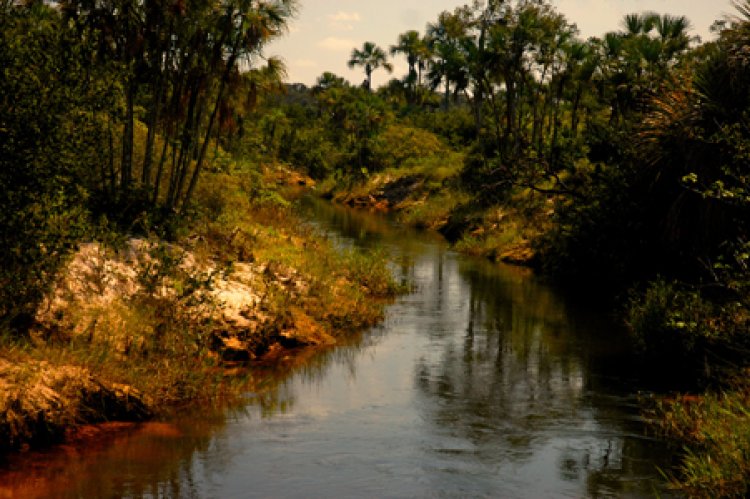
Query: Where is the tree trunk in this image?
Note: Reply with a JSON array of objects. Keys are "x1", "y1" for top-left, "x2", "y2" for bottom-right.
[
  {"x1": 120, "y1": 76, "x2": 135, "y2": 197},
  {"x1": 152, "y1": 133, "x2": 170, "y2": 205},
  {"x1": 504, "y1": 76, "x2": 515, "y2": 156},
  {"x1": 181, "y1": 40, "x2": 241, "y2": 214},
  {"x1": 570, "y1": 86, "x2": 582, "y2": 138},
  {"x1": 142, "y1": 78, "x2": 163, "y2": 189},
  {"x1": 444, "y1": 74, "x2": 450, "y2": 110}
]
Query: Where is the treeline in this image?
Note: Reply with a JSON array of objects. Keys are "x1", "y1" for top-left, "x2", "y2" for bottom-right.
[
  {"x1": 0, "y1": 0, "x2": 296, "y2": 331},
  {"x1": 251, "y1": 0, "x2": 749, "y2": 384},
  {"x1": 247, "y1": 3, "x2": 749, "y2": 491}
]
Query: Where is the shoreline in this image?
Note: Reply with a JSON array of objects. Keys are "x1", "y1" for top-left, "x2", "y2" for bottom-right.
[{"x1": 0, "y1": 177, "x2": 401, "y2": 457}]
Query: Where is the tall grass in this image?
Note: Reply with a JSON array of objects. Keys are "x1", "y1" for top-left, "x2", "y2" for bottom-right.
[
  {"x1": 0, "y1": 158, "x2": 403, "y2": 453},
  {"x1": 650, "y1": 385, "x2": 750, "y2": 497}
]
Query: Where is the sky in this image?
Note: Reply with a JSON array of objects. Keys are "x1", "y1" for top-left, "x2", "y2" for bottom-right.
[{"x1": 266, "y1": 0, "x2": 737, "y2": 88}]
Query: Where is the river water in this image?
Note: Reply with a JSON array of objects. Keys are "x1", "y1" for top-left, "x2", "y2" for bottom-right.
[{"x1": 0, "y1": 198, "x2": 676, "y2": 498}]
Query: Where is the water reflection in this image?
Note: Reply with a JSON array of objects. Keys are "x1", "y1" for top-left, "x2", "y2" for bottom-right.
[
  {"x1": 0, "y1": 198, "x2": 675, "y2": 498},
  {"x1": 0, "y1": 414, "x2": 229, "y2": 498},
  {"x1": 303, "y1": 198, "x2": 675, "y2": 497},
  {"x1": 410, "y1": 254, "x2": 668, "y2": 496}
]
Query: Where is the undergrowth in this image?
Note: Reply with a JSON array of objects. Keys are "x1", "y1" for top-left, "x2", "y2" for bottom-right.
[{"x1": 0, "y1": 158, "x2": 402, "y2": 453}]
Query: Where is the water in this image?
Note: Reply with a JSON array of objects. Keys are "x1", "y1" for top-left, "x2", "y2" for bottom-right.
[{"x1": 0, "y1": 198, "x2": 676, "y2": 498}]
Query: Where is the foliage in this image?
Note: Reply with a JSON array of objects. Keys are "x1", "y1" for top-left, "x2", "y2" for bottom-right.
[
  {"x1": 0, "y1": 3, "x2": 103, "y2": 332},
  {"x1": 627, "y1": 280, "x2": 719, "y2": 376},
  {"x1": 348, "y1": 41, "x2": 393, "y2": 91},
  {"x1": 0, "y1": 0, "x2": 296, "y2": 330},
  {"x1": 56, "y1": 0, "x2": 296, "y2": 213},
  {"x1": 407, "y1": 107, "x2": 476, "y2": 147},
  {"x1": 369, "y1": 124, "x2": 448, "y2": 170},
  {"x1": 650, "y1": 387, "x2": 750, "y2": 497}
]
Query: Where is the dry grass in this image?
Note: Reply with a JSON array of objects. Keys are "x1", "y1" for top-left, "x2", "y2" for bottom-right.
[
  {"x1": 0, "y1": 357, "x2": 150, "y2": 453},
  {"x1": 453, "y1": 190, "x2": 552, "y2": 265},
  {"x1": 0, "y1": 162, "x2": 401, "y2": 454}
]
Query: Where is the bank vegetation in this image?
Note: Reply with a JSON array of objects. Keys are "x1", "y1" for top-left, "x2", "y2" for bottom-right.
[
  {"x1": 252, "y1": 1, "x2": 750, "y2": 495},
  {"x1": 0, "y1": 0, "x2": 400, "y2": 455},
  {"x1": 3, "y1": 0, "x2": 750, "y2": 493}
]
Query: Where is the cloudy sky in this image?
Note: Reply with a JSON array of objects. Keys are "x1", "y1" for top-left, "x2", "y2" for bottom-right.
[{"x1": 267, "y1": 0, "x2": 736, "y2": 87}]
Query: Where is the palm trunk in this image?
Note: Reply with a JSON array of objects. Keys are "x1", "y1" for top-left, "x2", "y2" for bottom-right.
[
  {"x1": 120, "y1": 76, "x2": 135, "y2": 196},
  {"x1": 181, "y1": 38, "x2": 241, "y2": 214},
  {"x1": 570, "y1": 86, "x2": 582, "y2": 138},
  {"x1": 444, "y1": 75, "x2": 450, "y2": 110}
]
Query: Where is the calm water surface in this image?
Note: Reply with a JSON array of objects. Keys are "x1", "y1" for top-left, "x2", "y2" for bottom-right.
[{"x1": 0, "y1": 198, "x2": 677, "y2": 498}]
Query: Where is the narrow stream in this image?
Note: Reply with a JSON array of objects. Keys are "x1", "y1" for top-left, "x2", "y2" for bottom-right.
[{"x1": 0, "y1": 198, "x2": 676, "y2": 498}]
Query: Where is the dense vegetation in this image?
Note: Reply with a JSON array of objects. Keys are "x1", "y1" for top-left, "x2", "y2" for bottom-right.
[
  {"x1": 1, "y1": 0, "x2": 749, "y2": 494},
  {"x1": 0, "y1": 0, "x2": 404, "y2": 454},
  {"x1": 230, "y1": 1, "x2": 748, "y2": 494}
]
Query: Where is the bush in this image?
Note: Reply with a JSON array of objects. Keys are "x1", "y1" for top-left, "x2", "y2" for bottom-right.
[
  {"x1": 651, "y1": 388, "x2": 750, "y2": 497},
  {"x1": 0, "y1": 3, "x2": 108, "y2": 332},
  {"x1": 627, "y1": 278, "x2": 749, "y2": 382},
  {"x1": 536, "y1": 163, "x2": 648, "y2": 290},
  {"x1": 369, "y1": 124, "x2": 447, "y2": 170},
  {"x1": 408, "y1": 107, "x2": 476, "y2": 147},
  {"x1": 627, "y1": 279, "x2": 712, "y2": 358}
]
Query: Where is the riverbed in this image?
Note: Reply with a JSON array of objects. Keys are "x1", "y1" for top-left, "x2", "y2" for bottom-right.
[{"x1": 0, "y1": 198, "x2": 676, "y2": 498}]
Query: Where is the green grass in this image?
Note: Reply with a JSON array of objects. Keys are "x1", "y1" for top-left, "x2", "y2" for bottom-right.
[
  {"x1": 399, "y1": 191, "x2": 470, "y2": 229},
  {"x1": 651, "y1": 385, "x2": 750, "y2": 497},
  {"x1": 0, "y1": 159, "x2": 403, "y2": 454}
]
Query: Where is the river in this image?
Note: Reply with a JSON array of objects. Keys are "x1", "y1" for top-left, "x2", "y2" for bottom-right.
[{"x1": 0, "y1": 198, "x2": 676, "y2": 498}]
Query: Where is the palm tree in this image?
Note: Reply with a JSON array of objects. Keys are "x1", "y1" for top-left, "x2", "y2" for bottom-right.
[
  {"x1": 565, "y1": 40, "x2": 598, "y2": 136},
  {"x1": 426, "y1": 9, "x2": 471, "y2": 109},
  {"x1": 622, "y1": 13, "x2": 647, "y2": 36},
  {"x1": 314, "y1": 71, "x2": 348, "y2": 93},
  {"x1": 390, "y1": 30, "x2": 426, "y2": 100},
  {"x1": 653, "y1": 14, "x2": 691, "y2": 62},
  {"x1": 348, "y1": 41, "x2": 392, "y2": 90}
]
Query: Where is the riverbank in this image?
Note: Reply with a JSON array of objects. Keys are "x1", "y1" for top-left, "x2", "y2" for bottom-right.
[
  {"x1": 648, "y1": 381, "x2": 750, "y2": 496},
  {"x1": 0, "y1": 192, "x2": 681, "y2": 498},
  {"x1": 321, "y1": 166, "x2": 750, "y2": 496},
  {"x1": 0, "y1": 166, "x2": 401, "y2": 455},
  {"x1": 319, "y1": 158, "x2": 548, "y2": 268}
]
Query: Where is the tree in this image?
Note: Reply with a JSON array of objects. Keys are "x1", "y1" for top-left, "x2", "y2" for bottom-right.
[
  {"x1": 0, "y1": 1, "x2": 102, "y2": 331},
  {"x1": 426, "y1": 8, "x2": 472, "y2": 109},
  {"x1": 564, "y1": 40, "x2": 599, "y2": 137},
  {"x1": 390, "y1": 30, "x2": 428, "y2": 102},
  {"x1": 314, "y1": 71, "x2": 349, "y2": 93},
  {"x1": 348, "y1": 41, "x2": 393, "y2": 91},
  {"x1": 61, "y1": 0, "x2": 297, "y2": 214}
]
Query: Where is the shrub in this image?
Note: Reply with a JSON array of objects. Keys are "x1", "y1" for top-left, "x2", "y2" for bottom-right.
[
  {"x1": 627, "y1": 278, "x2": 749, "y2": 382},
  {"x1": 651, "y1": 388, "x2": 750, "y2": 497},
  {"x1": 369, "y1": 124, "x2": 447, "y2": 170},
  {"x1": 627, "y1": 279, "x2": 712, "y2": 358}
]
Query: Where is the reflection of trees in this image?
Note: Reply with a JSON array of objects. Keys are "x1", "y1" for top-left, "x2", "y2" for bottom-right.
[
  {"x1": 1, "y1": 198, "x2": 674, "y2": 496},
  {"x1": 412, "y1": 251, "x2": 671, "y2": 495},
  {"x1": 556, "y1": 436, "x2": 677, "y2": 497},
  {"x1": 414, "y1": 261, "x2": 586, "y2": 456}
]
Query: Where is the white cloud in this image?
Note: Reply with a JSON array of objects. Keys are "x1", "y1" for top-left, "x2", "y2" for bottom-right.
[
  {"x1": 328, "y1": 11, "x2": 361, "y2": 23},
  {"x1": 328, "y1": 11, "x2": 361, "y2": 32},
  {"x1": 317, "y1": 37, "x2": 356, "y2": 52}
]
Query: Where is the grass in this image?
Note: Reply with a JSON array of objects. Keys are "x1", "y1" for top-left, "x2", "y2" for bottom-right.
[
  {"x1": 326, "y1": 149, "x2": 468, "y2": 233},
  {"x1": 0, "y1": 158, "x2": 402, "y2": 454},
  {"x1": 399, "y1": 191, "x2": 470, "y2": 229},
  {"x1": 450, "y1": 190, "x2": 552, "y2": 265},
  {"x1": 325, "y1": 145, "x2": 553, "y2": 267},
  {"x1": 649, "y1": 382, "x2": 750, "y2": 497}
]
